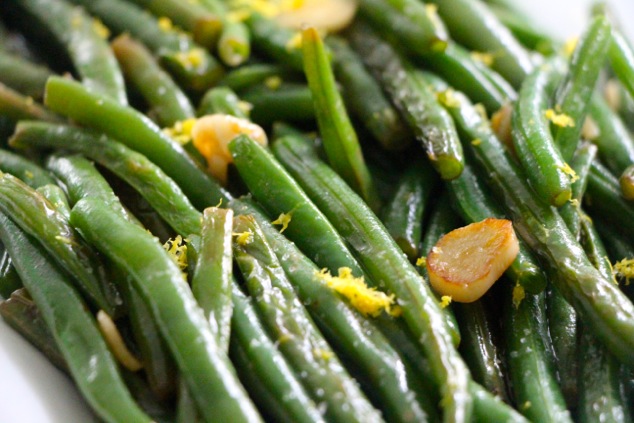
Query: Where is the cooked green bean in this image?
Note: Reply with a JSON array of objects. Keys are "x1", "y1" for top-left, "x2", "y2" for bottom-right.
[
  {"x1": 0, "y1": 50, "x2": 52, "y2": 100},
  {"x1": 0, "y1": 148, "x2": 54, "y2": 189}
]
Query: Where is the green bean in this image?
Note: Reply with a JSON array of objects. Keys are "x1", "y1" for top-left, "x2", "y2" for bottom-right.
[
  {"x1": 420, "y1": 191, "x2": 462, "y2": 256},
  {"x1": 347, "y1": 22, "x2": 464, "y2": 181},
  {"x1": 0, "y1": 250, "x2": 22, "y2": 299},
  {"x1": 442, "y1": 88, "x2": 634, "y2": 366},
  {"x1": 241, "y1": 83, "x2": 314, "y2": 125},
  {"x1": 487, "y1": 4, "x2": 557, "y2": 56},
  {"x1": 232, "y1": 214, "x2": 383, "y2": 423},
  {"x1": 512, "y1": 61, "x2": 573, "y2": 206},
  {"x1": 0, "y1": 171, "x2": 120, "y2": 314},
  {"x1": 504, "y1": 289, "x2": 572, "y2": 422},
  {"x1": 588, "y1": 93, "x2": 634, "y2": 175},
  {"x1": 0, "y1": 50, "x2": 52, "y2": 100},
  {"x1": 302, "y1": 27, "x2": 380, "y2": 211},
  {"x1": 421, "y1": 43, "x2": 517, "y2": 114},
  {"x1": 127, "y1": 0, "x2": 222, "y2": 49},
  {"x1": 10, "y1": 122, "x2": 202, "y2": 236},
  {"x1": 0, "y1": 211, "x2": 152, "y2": 423},
  {"x1": 0, "y1": 288, "x2": 67, "y2": 370},
  {"x1": 433, "y1": 0, "x2": 534, "y2": 88},
  {"x1": 198, "y1": 86, "x2": 248, "y2": 118},
  {"x1": 218, "y1": 63, "x2": 294, "y2": 93},
  {"x1": 609, "y1": 30, "x2": 634, "y2": 101},
  {"x1": 217, "y1": 19, "x2": 251, "y2": 68},
  {"x1": 327, "y1": 35, "x2": 412, "y2": 151},
  {"x1": 112, "y1": 35, "x2": 195, "y2": 128},
  {"x1": 228, "y1": 134, "x2": 364, "y2": 276},
  {"x1": 454, "y1": 301, "x2": 509, "y2": 403},
  {"x1": 585, "y1": 161, "x2": 634, "y2": 239},
  {"x1": 0, "y1": 148, "x2": 54, "y2": 189},
  {"x1": 0, "y1": 83, "x2": 60, "y2": 122},
  {"x1": 381, "y1": 161, "x2": 436, "y2": 262},
  {"x1": 245, "y1": 13, "x2": 304, "y2": 72},
  {"x1": 228, "y1": 284, "x2": 325, "y2": 423},
  {"x1": 36, "y1": 184, "x2": 70, "y2": 220},
  {"x1": 446, "y1": 162, "x2": 548, "y2": 294},
  {"x1": 272, "y1": 135, "x2": 472, "y2": 423},
  {"x1": 66, "y1": 0, "x2": 225, "y2": 94},
  {"x1": 9, "y1": 0, "x2": 127, "y2": 105},
  {"x1": 553, "y1": 16, "x2": 612, "y2": 161},
  {"x1": 43, "y1": 76, "x2": 229, "y2": 209},
  {"x1": 231, "y1": 198, "x2": 437, "y2": 422},
  {"x1": 70, "y1": 197, "x2": 262, "y2": 423},
  {"x1": 192, "y1": 207, "x2": 233, "y2": 351},
  {"x1": 356, "y1": 0, "x2": 449, "y2": 55}
]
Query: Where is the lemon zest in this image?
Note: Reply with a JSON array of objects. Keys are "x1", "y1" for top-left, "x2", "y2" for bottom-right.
[
  {"x1": 316, "y1": 267, "x2": 400, "y2": 317},
  {"x1": 265, "y1": 75, "x2": 283, "y2": 90},
  {"x1": 233, "y1": 230, "x2": 254, "y2": 245},
  {"x1": 93, "y1": 18, "x2": 110, "y2": 39},
  {"x1": 163, "y1": 118, "x2": 197, "y2": 144},
  {"x1": 614, "y1": 258, "x2": 634, "y2": 286},
  {"x1": 437, "y1": 89, "x2": 461, "y2": 108},
  {"x1": 175, "y1": 48, "x2": 205, "y2": 70},
  {"x1": 416, "y1": 256, "x2": 427, "y2": 268},
  {"x1": 558, "y1": 162, "x2": 579, "y2": 183},
  {"x1": 163, "y1": 235, "x2": 188, "y2": 273},
  {"x1": 471, "y1": 138, "x2": 482, "y2": 146},
  {"x1": 563, "y1": 36, "x2": 579, "y2": 58},
  {"x1": 24, "y1": 170, "x2": 34, "y2": 180},
  {"x1": 544, "y1": 109, "x2": 575, "y2": 128},
  {"x1": 314, "y1": 348, "x2": 333, "y2": 361},
  {"x1": 158, "y1": 16, "x2": 174, "y2": 32},
  {"x1": 439, "y1": 295, "x2": 452, "y2": 309},
  {"x1": 272, "y1": 212, "x2": 292, "y2": 233},
  {"x1": 512, "y1": 283, "x2": 525, "y2": 309},
  {"x1": 285, "y1": 32, "x2": 303, "y2": 51},
  {"x1": 471, "y1": 51, "x2": 495, "y2": 67}
]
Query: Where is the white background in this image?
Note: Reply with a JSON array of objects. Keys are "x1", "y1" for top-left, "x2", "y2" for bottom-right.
[{"x1": 1, "y1": 0, "x2": 633, "y2": 421}]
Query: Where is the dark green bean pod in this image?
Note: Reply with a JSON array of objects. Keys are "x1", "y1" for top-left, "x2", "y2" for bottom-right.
[
  {"x1": 70, "y1": 197, "x2": 262, "y2": 423},
  {"x1": 511, "y1": 62, "x2": 573, "y2": 207},
  {"x1": 111, "y1": 35, "x2": 195, "y2": 128},
  {"x1": 0, "y1": 288, "x2": 67, "y2": 370},
  {"x1": 447, "y1": 162, "x2": 548, "y2": 294},
  {"x1": 192, "y1": 207, "x2": 233, "y2": 351},
  {"x1": 552, "y1": 15, "x2": 612, "y2": 161},
  {"x1": 609, "y1": 30, "x2": 634, "y2": 101},
  {"x1": 36, "y1": 184, "x2": 70, "y2": 220},
  {"x1": 381, "y1": 160, "x2": 436, "y2": 262},
  {"x1": 420, "y1": 43, "x2": 517, "y2": 114},
  {"x1": 487, "y1": 4, "x2": 558, "y2": 56},
  {"x1": 198, "y1": 86, "x2": 248, "y2": 118},
  {"x1": 228, "y1": 284, "x2": 325, "y2": 423},
  {"x1": 327, "y1": 35, "x2": 412, "y2": 151},
  {"x1": 441, "y1": 88, "x2": 634, "y2": 366},
  {"x1": 10, "y1": 121, "x2": 202, "y2": 236},
  {"x1": 126, "y1": 0, "x2": 222, "y2": 50},
  {"x1": 0, "y1": 83, "x2": 60, "y2": 122},
  {"x1": 228, "y1": 134, "x2": 364, "y2": 277},
  {"x1": 347, "y1": 22, "x2": 464, "y2": 181},
  {"x1": 66, "y1": 0, "x2": 225, "y2": 94},
  {"x1": 0, "y1": 250, "x2": 22, "y2": 299},
  {"x1": 272, "y1": 135, "x2": 473, "y2": 423},
  {"x1": 454, "y1": 301, "x2": 509, "y2": 404},
  {"x1": 587, "y1": 93, "x2": 634, "y2": 175},
  {"x1": 245, "y1": 13, "x2": 304, "y2": 71},
  {"x1": 232, "y1": 214, "x2": 383, "y2": 423},
  {"x1": 585, "y1": 161, "x2": 634, "y2": 239},
  {"x1": 302, "y1": 27, "x2": 380, "y2": 211},
  {"x1": 217, "y1": 63, "x2": 294, "y2": 93},
  {"x1": 432, "y1": 0, "x2": 534, "y2": 88},
  {"x1": 0, "y1": 171, "x2": 120, "y2": 315},
  {"x1": 356, "y1": 0, "x2": 449, "y2": 55},
  {"x1": 0, "y1": 148, "x2": 54, "y2": 189},
  {"x1": 504, "y1": 289, "x2": 572, "y2": 422},
  {"x1": 8, "y1": 0, "x2": 127, "y2": 105},
  {"x1": 0, "y1": 51, "x2": 52, "y2": 100},
  {"x1": 43, "y1": 76, "x2": 229, "y2": 209},
  {"x1": 241, "y1": 83, "x2": 314, "y2": 125},
  {"x1": 0, "y1": 212, "x2": 152, "y2": 423},
  {"x1": 231, "y1": 198, "x2": 437, "y2": 423}
]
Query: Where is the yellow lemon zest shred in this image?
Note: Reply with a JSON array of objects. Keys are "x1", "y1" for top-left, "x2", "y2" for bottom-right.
[
  {"x1": 471, "y1": 51, "x2": 495, "y2": 67},
  {"x1": 416, "y1": 256, "x2": 427, "y2": 268},
  {"x1": 614, "y1": 258, "x2": 634, "y2": 286},
  {"x1": 163, "y1": 235, "x2": 188, "y2": 274},
  {"x1": 314, "y1": 348, "x2": 333, "y2": 361},
  {"x1": 558, "y1": 162, "x2": 579, "y2": 183},
  {"x1": 316, "y1": 267, "x2": 399, "y2": 317},
  {"x1": 544, "y1": 108, "x2": 575, "y2": 128},
  {"x1": 93, "y1": 18, "x2": 110, "y2": 39},
  {"x1": 158, "y1": 16, "x2": 174, "y2": 32},
  {"x1": 285, "y1": 32, "x2": 303, "y2": 51},
  {"x1": 163, "y1": 118, "x2": 197, "y2": 144},
  {"x1": 512, "y1": 283, "x2": 525, "y2": 309},
  {"x1": 437, "y1": 89, "x2": 461, "y2": 108},
  {"x1": 471, "y1": 138, "x2": 482, "y2": 146},
  {"x1": 563, "y1": 36, "x2": 579, "y2": 58},
  {"x1": 439, "y1": 295, "x2": 452, "y2": 309},
  {"x1": 272, "y1": 212, "x2": 292, "y2": 233},
  {"x1": 265, "y1": 75, "x2": 283, "y2": 90},
  {"x1": 24, "y1": 170, "x2": 34, "y2": 180},
  {"x1": 233, "y1": 230, "x2": 254, "y2": 245}
]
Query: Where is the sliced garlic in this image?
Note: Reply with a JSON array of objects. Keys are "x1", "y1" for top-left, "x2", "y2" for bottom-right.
[
  {"x1": 192, "y1": 114, "x2": 267, "y2": 185},
  {"x1": 426, "y1": 218, "x2": 519, "y2": 303},
  {"x1": 274, "y1": 0, "x2": 358, "y2": 33}
]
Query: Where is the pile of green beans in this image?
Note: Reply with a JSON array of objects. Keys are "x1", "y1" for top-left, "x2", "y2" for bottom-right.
[{"x1": 1, "y1": 0, "x2": 634, "y2": 422}]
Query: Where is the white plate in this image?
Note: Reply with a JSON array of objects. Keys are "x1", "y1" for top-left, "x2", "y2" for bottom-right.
[{"x1": 0, "y1": 1, "x2": 633, "y2": 421}]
